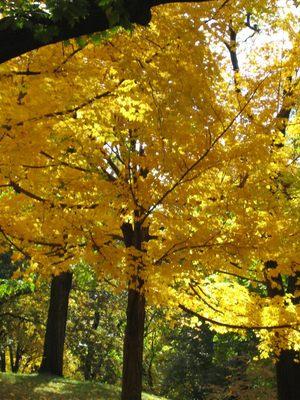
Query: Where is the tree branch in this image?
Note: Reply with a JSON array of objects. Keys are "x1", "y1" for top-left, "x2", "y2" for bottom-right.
[
  {"x1": 0, "y1": 0, "x2": 214, "y2": 64},
  {"x1": 0, "y1": 312, "x2": 45, "y2": 326},
  {"x1": 179, "y1": 304, "x2": 299, "y2": 331},
  {"x1": 141, "y1": 74, "x2": 269, "y2": 223}
]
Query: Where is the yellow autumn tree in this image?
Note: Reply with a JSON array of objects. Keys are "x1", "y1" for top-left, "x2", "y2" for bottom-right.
[{"x1": 0, "y1": 2, "x2": 299, "y2": 400}]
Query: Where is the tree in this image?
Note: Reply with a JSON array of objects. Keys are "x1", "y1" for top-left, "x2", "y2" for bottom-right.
[
  {"x1": 0, "y1": 184, "x2": 77, "y2": 377},
  {"x1": 220, "y1": 11, "x2": 300, "y2": 398},
  {"x1": 0, "y1": 257, "x2": 46, "y2": 374},
  {"x1": 160, "y1": 323, "x2": 217, "y2": 400},
  {"x1": 176, "y1": 8, "x2": 300, "y2": 398},
  {"x1": 0, "y1": 194, "x2": 76, "y2": 376},
  {"x1": 0, "y1": 2, "x2": 299, "y2": 399},
  {"x1": 67, "y1": 264, "x2": 125, "y2": 383}
]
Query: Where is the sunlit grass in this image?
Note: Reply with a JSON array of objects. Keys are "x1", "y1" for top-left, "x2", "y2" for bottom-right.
[{"x1": 0, "y1": 373, "x2": 166, "y2": 399}]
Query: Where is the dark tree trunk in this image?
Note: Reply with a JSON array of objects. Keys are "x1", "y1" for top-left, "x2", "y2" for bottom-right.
[
  {"x1": 121, "y1": 220, "x2": 151, "y2": 400},
  {"x1": 276, "y1": 272, "x2": 300, "y2": 400},
  {"x1": 84, "y1": 353, "x2": 92, "y2": 381},
  {"x1": 13, "y1": 343, "x2": 22, "y2": 373},
  {"x1": 0, "y1": 351, "x2": 5, "y2": 372},
  {"x1": 39, "y1": 271, "x2": 72, "y2": 376},
  {"x1": 264, "y1": 262, "x2": 300, "y2": 400},
  {"x1": 276, "y1": 349, "x2": 300, "y2": 400},
  {"x1": 121, "y1": 288, "x2": 146, "y2": 400}
]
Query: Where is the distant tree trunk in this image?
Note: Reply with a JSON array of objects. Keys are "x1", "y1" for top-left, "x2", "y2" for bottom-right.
[
  {"x1": 84, "y1": 310, "x2": 100, "y2": 380},
  {"x1": 0, "y1": 351, "x2": 5, "y2": 372},
  {"x1": 39, "y1": 271, "x2": 72, "y2": 376},
  {"x1": 13, "y1": 343, "x2": 22, "y2": 373},
  {"x1": 147, "y1": 357, "x2": 154, "y2": 390},
  {"x1": 121, "y1": 287, "x2": 146, "y2": 400},
  {"x1": 9, "y1": 345, "x2": 14, "y2": 372},
  {"x1": 146, "y1": 345, "x2": 156, "y2": 390},
  {"x1": 9, "y1": 343, "x2": 22, "y2": 373},
  {"x1": 201, "y1": 323, "x2": 214, "y2": 376},
  {"x1": 84, "y1": 353, "x2": 92, "y2": 381}
]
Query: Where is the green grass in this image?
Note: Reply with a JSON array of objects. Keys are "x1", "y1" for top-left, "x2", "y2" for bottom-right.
[{"x1": 0, "y1": 373, "x2": 166, "y2": 400}]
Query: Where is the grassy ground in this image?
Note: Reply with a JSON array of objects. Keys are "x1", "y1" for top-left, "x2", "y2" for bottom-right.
[{"x1": 0, "y1": 373, "x2": 166, "y2": 400}]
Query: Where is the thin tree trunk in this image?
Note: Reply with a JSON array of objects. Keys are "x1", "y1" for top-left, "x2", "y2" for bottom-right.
[
  {"x1": 147, "y1": 344, "x2": 156, "y2": 390},
  {"x1": 84, "y1": 310, "x2": 100, "y2": 380},
  {"x1": 39, "y1": 271, "x2": 72, "y2": 376},
  {"x1": 84, "y1": 353, "x2": 92, "y2": 381},
  {"x1": 0, "y1": 351, "x2": 6, "y2": 372},
  {"x1": 9, "y1": 345, "x2": 14, "y2": 372},
  {"x1": 121, "y1": 288, "x2": 146, "y2": 400}
]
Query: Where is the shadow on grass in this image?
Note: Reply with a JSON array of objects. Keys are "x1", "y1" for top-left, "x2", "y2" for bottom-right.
[{"x1": 0, "y1": 373, "x2": 119, "y2": 400}]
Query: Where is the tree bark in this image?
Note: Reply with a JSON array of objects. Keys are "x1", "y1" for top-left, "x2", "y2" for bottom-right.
[
  {"x1": 121, "y1": 288, "x2": 146, "y2": 400},
  {"x1": 120, "y1": 220, "x2": 147, "y2": 400},
  {"x1": 276, "y1": 349, "x2": 300, "y2": 400},
  {"x1": 276, "y1": 272, "x2": 300, "y2": 400},
  {"x1": 264, "y1": 261, "x2": 300, "y2": 400},
  {"x1": 39, "y1": 271, "x2": 72, "y2": 376}
]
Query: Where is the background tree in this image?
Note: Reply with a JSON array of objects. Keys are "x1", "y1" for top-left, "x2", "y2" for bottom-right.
[
  {"x1": 0, "y1": 255, "x2": 46, "y2": 374},
  {"x1": 67, "y1": 264, "x2": 125, "y2": 383}
]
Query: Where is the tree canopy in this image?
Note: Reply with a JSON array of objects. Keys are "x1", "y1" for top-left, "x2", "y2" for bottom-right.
[
  {"x1": 1, "y1": 0, "x2": 299, "y2": 344},
  {"x1": 0, "y1": 1, "x2": 299, "y2": 399}
]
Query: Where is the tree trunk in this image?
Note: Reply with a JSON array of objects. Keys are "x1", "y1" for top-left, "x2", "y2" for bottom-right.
[
  {"x1": 264, "y1": 262, "x2": 300, "y2": 400},
  {"x1": 121, "y1": 288, "x2": 146, "y2": 400},
  {"x1": 13, "y1": 343, "x2": 22, "y2": 373},
  {"x1": 276, "y1": 272, "x2": 300, "y2": 400},
  {"x1": 8, "y1": 343, "x2": 22, "y2": 373},
  {"x1": 39, "y1": 271, "x2": 72, "y2": 376},
  {"x1": 0, "y1": 351, "x2": 6, "y2": 372},
  {"x1": 84, "y1": 353, "x2": 92, "y2": 381},
  {"x1": 276, "y1": 349, "x2": 300, "y2": 400},
  {"x1": 121, "y1": 221, "x2": 149, "y2": 400},
  {"x1": 9, "y1": 345, "x2": 15, "y2": 372}
]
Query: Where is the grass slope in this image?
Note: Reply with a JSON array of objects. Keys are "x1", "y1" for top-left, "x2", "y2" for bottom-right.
[{"x1": 0, "y1": 373, "x2": 166, "y2": 400}]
